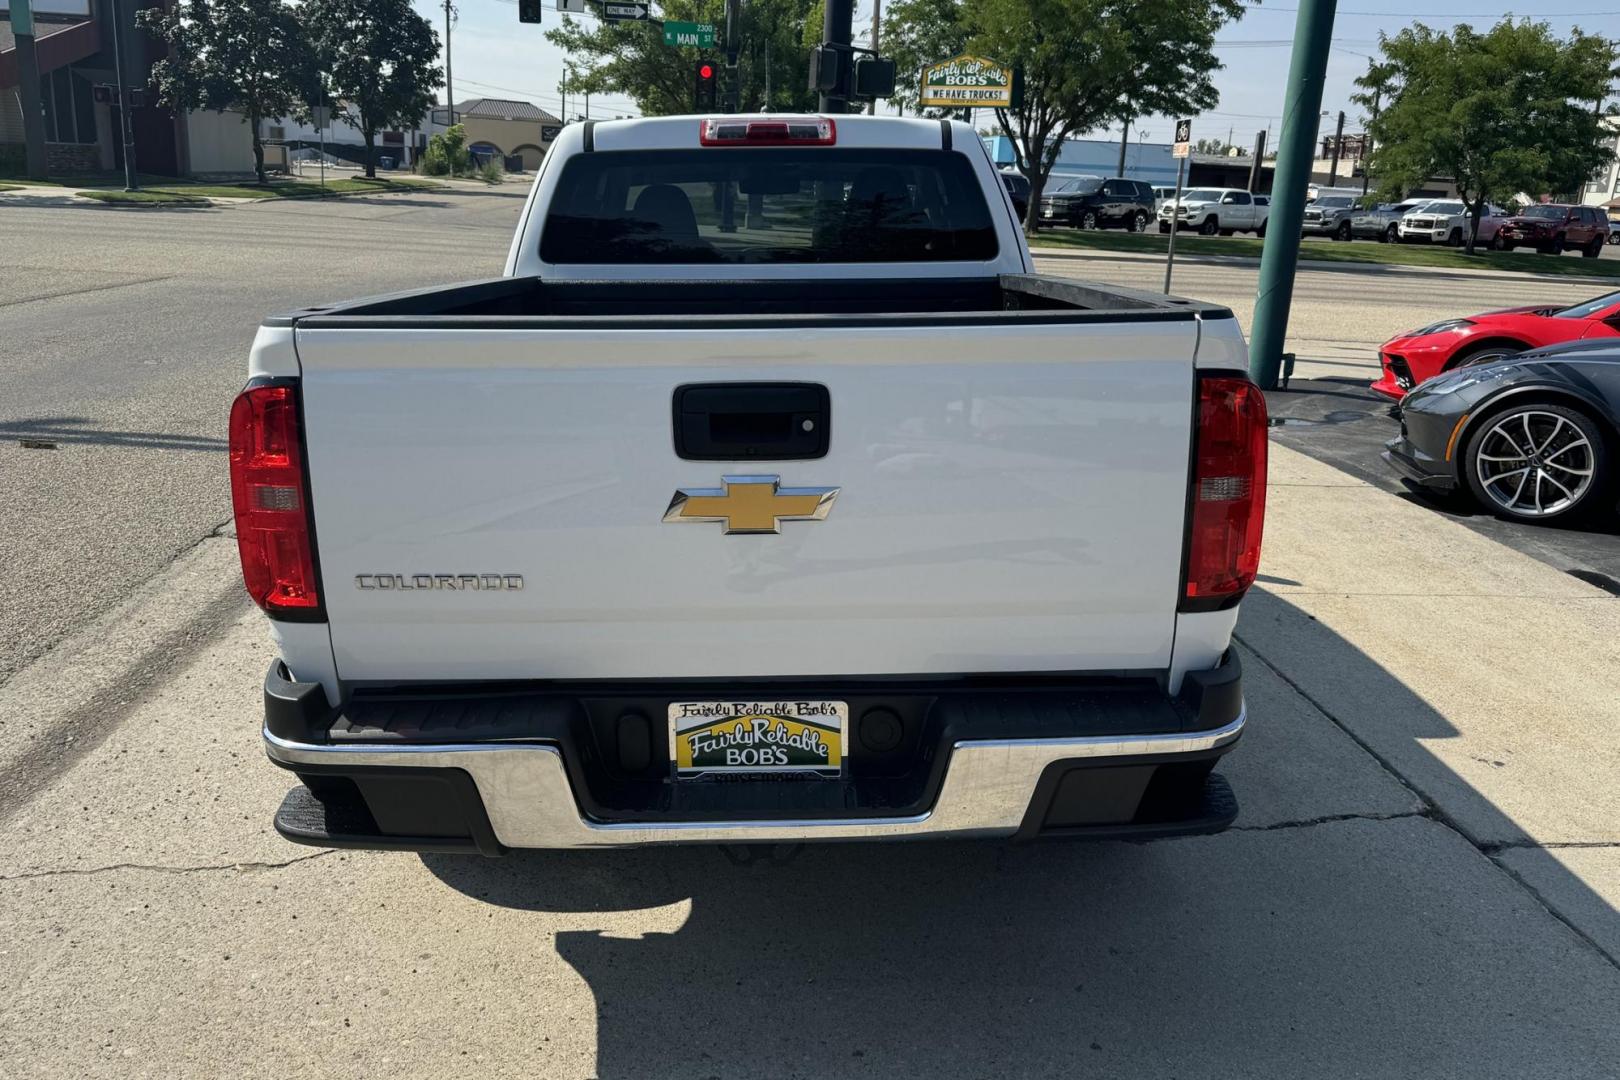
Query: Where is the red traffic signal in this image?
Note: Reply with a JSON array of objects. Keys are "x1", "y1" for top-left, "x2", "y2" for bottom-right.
[{"x1": 694, "y1": 61, "x2": 718, "y2": 111}]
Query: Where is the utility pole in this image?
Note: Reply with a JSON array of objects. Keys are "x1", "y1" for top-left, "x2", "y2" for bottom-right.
[
  {"x1": 1327, "y1": 109, "x2": 1345, "y2": 185},
  {"x1": 110, "y1": 0, "x2": 139, "y2": 190},
  {"x1": 818, "y1": 0, "x2": 853, "y2": 113},
  {"x1": 1361, "y1": 89, "x2": 1379, "y2": 196},
  {"x1": 443, "y1": 0, "x2": 456, "y2": 125},
  {"x1": 1249, "y1": 0, "x2": 1339, "y2": 389},
  {"x1": 867, "y1": 0, "x2": 882, "y2": 115},
  {"x1": 1116, "y1": 119, "x2": 1129, "y2": 178},
  {"x1": 559, "y1": 76, "x2": 567, "y2": 124},
  {"x1": 11, "y1": 0, "x2": 48, "y2": 180},
  {"x1": 1248, "y1": 129, "x2": 1268, "y2": 193}
]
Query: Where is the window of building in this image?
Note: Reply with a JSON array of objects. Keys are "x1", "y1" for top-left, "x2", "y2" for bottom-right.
[{"x1": 40, "y1": 69, "x2": 97, "y2": 144}]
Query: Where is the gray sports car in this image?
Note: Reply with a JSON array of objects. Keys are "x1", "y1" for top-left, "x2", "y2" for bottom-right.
[{"x1": 1384, "y1": 339, "x2": 1618, "y2": 523}]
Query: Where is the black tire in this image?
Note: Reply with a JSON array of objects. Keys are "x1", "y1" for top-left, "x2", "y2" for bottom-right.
[
  {"x1": 1159, "y1": 222, "x2": 1171, "y2": 234},
  {"x1": 1550, "y1": 234, "x2": 1566, "y2": 256},
  {"x1": 1502, "y1": 241, "x2": 1517, "y2": 252},
  {"x1": 1130, "y1": 210, "x2": 1148, "y2": 232},
  {"x1": 1080, "y1": 210, "x2": 1099, "y2": 230},
  {"x1": 1335, "y1": 220, "x2": 1352, "y2": 241},
  {"x1": 1462, "y1": 403, "x2": 1611, "y2": 524},
  {"x1": 1584, "y1": 236, "x2": 1603, "y2": 259},
  {"x1": 1448, "y1": 228, "x2": 1463, "y2": 247},
  {"x1": 1489, "y1": 232, "x2": 1505, "y2": 251},
  {"x1": 1444, "y1": 341, "x2": 1526, "y2": 372},
  {"x1": 1257, "y1": 219, "x2": 1268, "y2": 238},
  {"x1": 1199, "y1": 217, "x2": 1219, "y2": 236},
  {"x1": 1383, "y1": 223, "x2": 1398, "y2": 243},
  {"x1": 1219, "y1": 228, "x2": 1234, "y2": 236}
]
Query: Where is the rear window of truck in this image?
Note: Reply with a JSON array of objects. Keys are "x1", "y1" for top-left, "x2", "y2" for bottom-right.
[{"x1": 540, "y1": 148, "x2": 999, "y2": 264}]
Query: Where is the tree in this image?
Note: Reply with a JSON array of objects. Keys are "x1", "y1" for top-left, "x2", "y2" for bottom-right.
[
  {"x1": 304, "y1": 0, "x2": 442, "y2": 178},
  {"x1": 885, "y1": 0, "x2": 1246, "y2": 232},
  {"x1": 1355, "y1": 19, "x2": 1616, "y2": 254},
  {"x1": 881, "y1": 0, "x2": 967, "y2": 114},
  {"x1": 137, "y1": 0, "x2": 311, "y2": 184},
  {"x1": 1194, "y1": 136, "x2": 1236, "y2": 155},
  {"x1": 547, "y1": 0, "x2": 817, "y2": 116}
]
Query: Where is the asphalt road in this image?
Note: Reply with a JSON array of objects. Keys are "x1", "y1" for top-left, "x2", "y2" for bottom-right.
[
  {"x1": 0, "y1": 184, "x2": 525, "y2": 682},
  {"x1": 2, "y1": 188, "x2": 1618, "y2": 1077}
]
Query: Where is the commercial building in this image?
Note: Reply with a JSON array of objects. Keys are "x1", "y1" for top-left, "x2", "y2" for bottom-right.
[
  {"x1": 433, "y1": 98, "x2": 561, "y2": 172},
  {"x1": 2, "y1": 0, "x2": 254, "y2": 176}
]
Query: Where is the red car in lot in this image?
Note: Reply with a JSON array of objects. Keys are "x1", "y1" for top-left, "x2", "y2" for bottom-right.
[{"x1": 1373, "y1": 289, "x2": 1620, "y2": 399}]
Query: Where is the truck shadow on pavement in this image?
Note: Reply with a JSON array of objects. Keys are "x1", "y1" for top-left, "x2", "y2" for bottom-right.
[{"x1": 421, "y1": 591, "x2": 1619, "y2": 1078}]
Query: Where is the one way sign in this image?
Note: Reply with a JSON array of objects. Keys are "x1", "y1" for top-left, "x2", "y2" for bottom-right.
[{"x1": 601, "y1": 1, "x2": 649, "y2": 20}]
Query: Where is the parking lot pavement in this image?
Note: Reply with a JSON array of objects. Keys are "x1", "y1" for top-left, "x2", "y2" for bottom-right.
[{"x1": 2, "y1": 445, "x2": 1617, "y2": 1079}]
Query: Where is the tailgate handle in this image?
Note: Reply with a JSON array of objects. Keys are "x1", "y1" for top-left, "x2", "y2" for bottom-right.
[{"x1": 673, "y1": 383, "x2": 830, "y2": 461}]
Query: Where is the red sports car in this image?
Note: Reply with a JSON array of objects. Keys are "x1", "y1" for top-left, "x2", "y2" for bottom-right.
[{"x1": 1373, "y1": 289, "x2": 1620, "y2": 399}]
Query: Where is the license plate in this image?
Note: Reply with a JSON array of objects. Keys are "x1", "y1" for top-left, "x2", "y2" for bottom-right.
[{"x1": 668, "y1": 701, "x2": 846, "y2": 779}]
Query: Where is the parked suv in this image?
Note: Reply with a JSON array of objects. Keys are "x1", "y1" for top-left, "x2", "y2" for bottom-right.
[
  {"x1": 1039, "y1": 176, "x2": 1155, "y2": 231},
  {"x1": 1496, "y1": 204, "x2": 1609, "y2": 257},
  {"x1": 1158, "y1": 188, "x2": 1268, "y2": 236},
  {"x1": 1000, "y1": 172, "x2": 1031, "y2": 222},
  {"x1": 1301, "y1": 194, "x2": 1361, "y2": 240}
]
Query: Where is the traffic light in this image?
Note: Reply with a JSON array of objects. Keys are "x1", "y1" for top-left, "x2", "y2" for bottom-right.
[
  {"x1": 518, "y1": 0, "x2": 542, "y2": 24},
  {"x1": 694, "y1": 61, "x2": 717, "y2": 111}
]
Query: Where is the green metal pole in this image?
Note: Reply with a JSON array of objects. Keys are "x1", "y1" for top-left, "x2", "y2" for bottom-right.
[{"x1": 1248, "y1": 0, "x2": 1338, "y2": 389}]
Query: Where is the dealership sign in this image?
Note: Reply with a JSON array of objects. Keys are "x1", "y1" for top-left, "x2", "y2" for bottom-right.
[{"x1": 919, "y1": 55, "x2": 1017, "y2": 109}]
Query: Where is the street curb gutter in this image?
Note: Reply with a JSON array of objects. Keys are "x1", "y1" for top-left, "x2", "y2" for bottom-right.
[{"x1": 0, "y1": 535, "x2": 249, "y2": 826}]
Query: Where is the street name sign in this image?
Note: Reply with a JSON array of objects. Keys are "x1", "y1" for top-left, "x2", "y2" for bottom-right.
[
  {"x1": 919, "y1": 55, "x2": 1015, "y2": 109},
  {"x1": 663, "y1": 21, "x2": 716, "y2": 47}
]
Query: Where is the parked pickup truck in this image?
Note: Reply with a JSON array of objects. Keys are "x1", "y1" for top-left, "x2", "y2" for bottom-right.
[
  {"x1": 1157, "y1": 187, "x2": 1269, "y2": 236},
  {"x1": 236, "y1": 114, "x2": 1265, "y2": 854}
]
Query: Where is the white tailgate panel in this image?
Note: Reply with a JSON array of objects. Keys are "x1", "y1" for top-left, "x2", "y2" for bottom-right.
[{"x1": 297, "y1": 321, "x2": 1196, "y2": 681}]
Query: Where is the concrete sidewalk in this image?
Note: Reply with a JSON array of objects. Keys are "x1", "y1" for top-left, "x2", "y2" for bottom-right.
[{"x1": 0, "y1": 443, "x2": 1616, "y2": 1078}]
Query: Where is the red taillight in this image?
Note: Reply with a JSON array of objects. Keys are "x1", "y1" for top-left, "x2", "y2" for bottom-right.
[
  {"x1": 699, "y1": 116, "x2": 836, "y2": 146},
  {"x1": 1181, "y1": 375, "x2": 1268, "y2": 610},
  {"x1": 228, "y1": 383, "x2": 322, "y2": 617}
]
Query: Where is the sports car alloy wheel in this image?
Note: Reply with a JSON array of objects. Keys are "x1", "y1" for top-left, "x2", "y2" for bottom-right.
[{"x1": 1471, "y1": 409, "x2": 1595, "y2": 518}]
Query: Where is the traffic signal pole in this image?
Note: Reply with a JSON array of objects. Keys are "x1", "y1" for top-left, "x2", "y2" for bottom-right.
[
  {"x1": 818, "y1": 0, "x2": 854, "y2": 113},
  {"x1": 1248, "y1": 0, "x2": 1338, "y2": 390}
]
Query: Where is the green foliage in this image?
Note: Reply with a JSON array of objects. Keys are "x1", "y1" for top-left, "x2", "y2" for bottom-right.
[
  {"x1": 884, "y1": 0, "x2": 1246, "y2": 231},
  {"x1": 304, "y1": 0, "x2": 442, "y2": 178},
  {"x1": 1355, "y1": 19, "x2": 1617, "y2": 252},
  {"x1": 478, "y1": 156, "x2": 506, "y2": 184},
  {"x1": 881, "y1": 0, "x2": 967, "y2": 114},
  {"x1": 136, "y1": 0, "x2": 312, "y2": 183},
  {"x1": 420, "y1": 124, "x2": 472, "y2": 177},
  {"x1": 546, "y1": 0, "x2": 817, "y2": 116}
]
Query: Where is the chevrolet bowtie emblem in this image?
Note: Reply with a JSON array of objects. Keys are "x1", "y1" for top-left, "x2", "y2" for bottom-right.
[{"x1": 664, "y1": 475, "x2": 839, "y2": 535}]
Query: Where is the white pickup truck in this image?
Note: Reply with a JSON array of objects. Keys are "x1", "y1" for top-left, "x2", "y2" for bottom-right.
[
  {"x1": 1157, "y1": 187, "x2": 1269, "y2": 236},
  {"x1": 234, "y1": 115, "x2": 1265, "y2": 853}
]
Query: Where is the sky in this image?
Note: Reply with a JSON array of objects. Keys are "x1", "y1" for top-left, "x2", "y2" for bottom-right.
[{"x1": 412, "y1": 0, "x2": 1620, "y2": 144}]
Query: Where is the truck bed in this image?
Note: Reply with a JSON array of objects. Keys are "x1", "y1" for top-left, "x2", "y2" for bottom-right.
[{"x1": 266, "y1": 274, "x2": 1233, "y2": 328}]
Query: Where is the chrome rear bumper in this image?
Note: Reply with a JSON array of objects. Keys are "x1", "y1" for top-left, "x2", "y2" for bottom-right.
[{"x1": 264, "y1": 713, "x2": 1245, "y2": 848}]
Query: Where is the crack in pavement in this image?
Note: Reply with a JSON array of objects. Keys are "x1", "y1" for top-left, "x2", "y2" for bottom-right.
[
  {"x1": 1231, "y1": 810, "x2": 1430, "y2": 832},
  {"x1": 0, "y1": 848, "x2": 339, "y2": 883},
  {"x1": 1235, "y1": 632, "x2": 1620, "y2": 974}
]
